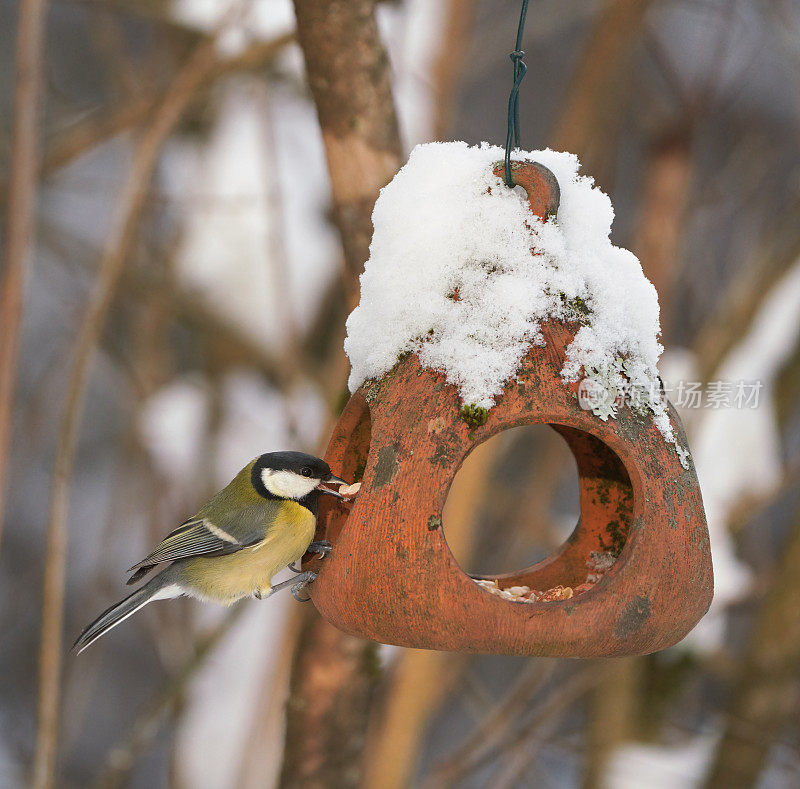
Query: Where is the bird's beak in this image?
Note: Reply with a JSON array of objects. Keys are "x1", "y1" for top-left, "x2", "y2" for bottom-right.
[{"x1": 318, "y1": 473, "x2": 348, "y2": 498}]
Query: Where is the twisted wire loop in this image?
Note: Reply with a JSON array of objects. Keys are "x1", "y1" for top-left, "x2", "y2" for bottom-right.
[{"x1": 504, "y1": 0, "x2": 530, "y2": 187}]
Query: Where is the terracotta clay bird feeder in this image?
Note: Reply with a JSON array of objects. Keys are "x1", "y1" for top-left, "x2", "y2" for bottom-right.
[{"x1": 305, "y1": 161, "x2": 713, "y2": 658}]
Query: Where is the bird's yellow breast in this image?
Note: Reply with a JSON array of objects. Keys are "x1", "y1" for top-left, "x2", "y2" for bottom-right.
[{"x1": 180, "y1": 501, "x2": 316, "y2": 604}]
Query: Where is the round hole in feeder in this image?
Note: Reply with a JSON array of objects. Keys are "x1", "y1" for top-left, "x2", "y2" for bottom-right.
[
  {"x1": 442, "y1": 422, "x2": 633, "y2": 600},
  {"x1": 442, "y1": 425, "x2": 578, "y2": 576}
]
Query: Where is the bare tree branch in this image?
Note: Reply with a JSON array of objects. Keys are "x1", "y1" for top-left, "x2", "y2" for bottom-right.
[
  {"x1": 37, "y1": 215, "x2": 293, "y2": 388},
  {"x1": 429, "y1": 667, "x2": 599, "y2": 788},
  {"x1": 94, "y1": 606, "x2": 247, "y2": 789},
  {"x1": 32, "y1": 27, "x2": 227, "y2": 789},
  {"x1": 422, "y1": 661, "x2": 559, "y2": 788},
  {"x1": 0, "y1": 33, "x2": 294, "y2": 204},
  {"x1": 551, "y1": 0, "x2": 652, "y2": 183},
  {"x1": 0, "y1": 0, "x2": 48, "y2": 555},
  {"x1": 693, "y1": 198, "x2": 800, "y2": 383}
]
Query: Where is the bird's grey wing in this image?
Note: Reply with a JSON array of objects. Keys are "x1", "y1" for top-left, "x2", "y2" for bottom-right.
[
  {"x1": 126, "y1": 506, "x2": 273, "y2": 584},
  {"x1": 128, "y1": 519, "x2": 241, "y2": 568}
]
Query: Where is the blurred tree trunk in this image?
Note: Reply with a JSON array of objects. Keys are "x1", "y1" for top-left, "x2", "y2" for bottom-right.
[
  {"x1": 583, "y1": 658, "x2": 644, "y2": 789},
  {"x1": 431, "y1": 0, "x2": 475, "y2": 142},
  {"x1": 630, "y1": 129, "x2": 693, "y2": 340},
  {"x1": 0, "y1": 0, "x2": 47, "y2": 557},
  {"x1": 278, "y1": 2, "x2": 402, "y2": 787},
  {"x1": 292, "y1": 0, "x2": 402, "y2": 310},
  {"x1": 551, "y1": 0, "x2": 651, "y2": 187},
  {"x1": 703, "y1": 504, "x2": 800, "y2": 788},
  {"x1": 774, "y1": 333, "x2": 800, "y2": 431}
]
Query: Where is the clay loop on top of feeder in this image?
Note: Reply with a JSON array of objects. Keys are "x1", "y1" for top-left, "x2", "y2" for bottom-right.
[{"x1": 498, "y1": 159, "x2": 561, "y2": 220}]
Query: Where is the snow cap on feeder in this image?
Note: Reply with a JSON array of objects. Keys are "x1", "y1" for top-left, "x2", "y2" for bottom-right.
[
  {"x1": 306, "y1": 143, "x2": 711, "y2": 658},
  {"x1": 345, "y1": 143, "x2": 686, "y2": 466}
]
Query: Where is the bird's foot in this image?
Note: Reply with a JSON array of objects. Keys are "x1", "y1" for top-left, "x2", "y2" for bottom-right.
[
  {"x1": 307, "y1": 540, "x2": 332, "y2": 557},
  {"x1": 291, "y1": 572, "x2": 317, "y2": 602},
  {"x1": 271, "y1": 571, "x2": 317, "y2": 602},
  {"x1": 287, "y1": 540, "x2": 332, "y2": 573}
]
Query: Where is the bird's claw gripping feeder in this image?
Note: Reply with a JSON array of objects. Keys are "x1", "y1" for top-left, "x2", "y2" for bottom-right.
[{"x1": 305, "y1": 161, "x2": 713, "y2": 658}]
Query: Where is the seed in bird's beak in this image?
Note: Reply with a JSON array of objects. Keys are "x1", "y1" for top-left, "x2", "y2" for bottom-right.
[{"x1": 317, "y1": 472, "x2": 349, "y2": 498}]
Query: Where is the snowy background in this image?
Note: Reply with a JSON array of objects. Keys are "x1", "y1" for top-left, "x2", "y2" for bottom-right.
[{"x1": 2, "y1": 0, "x2": 800, "y2": 787}]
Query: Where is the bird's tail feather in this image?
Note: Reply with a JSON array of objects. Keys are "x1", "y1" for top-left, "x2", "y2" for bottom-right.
[
  {"x1": 73, "y1": 572, "x2": 181, "y2": 653},
  {"x1": 126, "y1": 564, "x2": 155, "y2": 586}
]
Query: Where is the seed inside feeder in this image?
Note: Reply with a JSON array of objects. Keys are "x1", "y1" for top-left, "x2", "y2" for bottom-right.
[{"x1": 471, "y1": 550, "x2": 617, "y2": 603}]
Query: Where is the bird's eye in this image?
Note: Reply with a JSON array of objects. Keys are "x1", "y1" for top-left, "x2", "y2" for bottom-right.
[{"x1": 300, "y1": 467, "x2": 312, "y2": 477}]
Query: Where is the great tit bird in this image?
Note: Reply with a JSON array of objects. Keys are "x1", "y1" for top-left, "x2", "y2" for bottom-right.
[{"x1": 74, "y1": 451, "x2": 346, "y2": 653}]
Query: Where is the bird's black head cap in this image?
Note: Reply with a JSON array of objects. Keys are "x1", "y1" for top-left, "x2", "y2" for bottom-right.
[
  {"x1": 250, "y1": 451, "x2": 335, "y2": 511},
  {"x1": 255, "y1": 451, "x2": 331, "y2": 479}
]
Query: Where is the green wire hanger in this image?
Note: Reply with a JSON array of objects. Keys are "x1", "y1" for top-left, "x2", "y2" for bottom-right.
[{"x1": 504, "y1": 0, "x2": 530, "y2": 188}]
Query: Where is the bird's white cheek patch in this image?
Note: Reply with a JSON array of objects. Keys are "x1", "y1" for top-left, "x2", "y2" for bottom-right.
[{"x1": 261, "y1": 469, "x2": 319, "y2": 499}]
